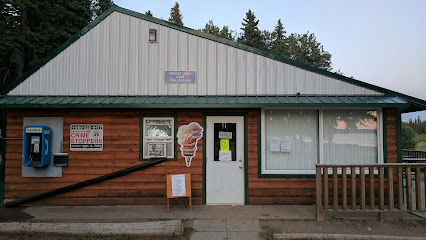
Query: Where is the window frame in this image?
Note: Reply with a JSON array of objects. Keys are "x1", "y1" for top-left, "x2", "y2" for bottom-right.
[
  {"x1": 140, "y1": 115, "x2": 177, "y2": 161},
  {"x1": 260, "y1": 108, "x2": 383, "y2": 176}
]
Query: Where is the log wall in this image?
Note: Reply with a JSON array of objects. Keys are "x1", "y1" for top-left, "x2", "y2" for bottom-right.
[{"x1": 3, "y1": 108, "x2": 398, "y2": 205}]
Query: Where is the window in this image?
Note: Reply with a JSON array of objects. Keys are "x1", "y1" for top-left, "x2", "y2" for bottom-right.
[
  {"x1": 261, "y1": 109, "x2": 382, "y2": 175},
  {"x1": 142, "y1": 117, "x2": 175, "y2": 159},
  {"x1": 322, "y1": 110, "x2": 379, "y2": 165},
  {"x1": 264, "y1": 110, "x2": 318, "y2": 173}
]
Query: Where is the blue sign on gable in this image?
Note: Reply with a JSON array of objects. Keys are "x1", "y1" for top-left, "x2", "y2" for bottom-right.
[{"x1": 165, "y1": 71, "x2": 196, "y2": 84}]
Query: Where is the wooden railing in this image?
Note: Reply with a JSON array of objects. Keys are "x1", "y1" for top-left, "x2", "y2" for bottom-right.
[
  {"x1": 403, "y1": 149, "x2": 426, "y2": 159},
  {"x1": 316, "y1": 163, "x2": 426, "y2": 222}
]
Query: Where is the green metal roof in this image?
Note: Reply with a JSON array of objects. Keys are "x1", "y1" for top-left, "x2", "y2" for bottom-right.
[{"x1": 0, "y1": 95, "x2": 409, "y2": 109}]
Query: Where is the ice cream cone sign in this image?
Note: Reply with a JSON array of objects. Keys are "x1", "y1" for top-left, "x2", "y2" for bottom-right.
[{"x1": 177, "y1": 122, "x2": 204, "y2": 167}]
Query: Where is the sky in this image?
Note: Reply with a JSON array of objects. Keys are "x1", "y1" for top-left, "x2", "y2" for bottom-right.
[{"x1": 114, "y1": 0, "x2": 426, "y2": 120}]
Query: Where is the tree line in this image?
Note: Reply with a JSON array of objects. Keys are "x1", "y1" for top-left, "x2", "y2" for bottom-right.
[
  {"x1": 1, "y1": 1, "x2": 334, "y2": 92},
  {"x1": 167, "y1": 3, "x2": 333, "y2": 71},
  {"x1": 402, "y1": 117, "x2": 426, "y2": 149},
  {"x1": 0, "y1": 0, "x2": 113, "y2": 91}
]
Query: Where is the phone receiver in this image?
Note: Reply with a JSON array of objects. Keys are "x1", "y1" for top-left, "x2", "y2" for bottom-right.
[{"x1": 45, "y1": 139, "x2": 48, "y2": 155}]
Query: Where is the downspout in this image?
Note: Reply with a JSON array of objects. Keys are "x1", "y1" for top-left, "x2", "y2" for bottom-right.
[{"x1": 5, "y1": 158, "x2": 166, "y2": 207}]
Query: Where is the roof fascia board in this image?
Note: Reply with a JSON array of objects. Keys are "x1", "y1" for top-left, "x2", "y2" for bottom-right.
[{"x1": 0, "y1": 103, "x2": 410, "y2": 110}]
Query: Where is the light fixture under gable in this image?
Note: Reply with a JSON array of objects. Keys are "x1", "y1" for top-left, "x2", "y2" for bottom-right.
[{"x1": 149, "y1": 29, "x2": 157, "y2": 42}]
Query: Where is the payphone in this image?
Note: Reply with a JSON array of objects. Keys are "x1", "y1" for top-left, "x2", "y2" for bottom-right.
[{"x1": 23, "y1": 126, "x2": 51, "y2": 167}]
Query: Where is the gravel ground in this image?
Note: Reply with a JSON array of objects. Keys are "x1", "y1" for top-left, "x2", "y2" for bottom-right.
[{"x1": 260, "y1": 218, "x2": 426, "y2": 239}]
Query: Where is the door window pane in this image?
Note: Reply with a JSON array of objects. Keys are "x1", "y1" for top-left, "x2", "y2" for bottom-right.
[{"x1": 214, "y1": 123, "x2": 236, "y2": 161}]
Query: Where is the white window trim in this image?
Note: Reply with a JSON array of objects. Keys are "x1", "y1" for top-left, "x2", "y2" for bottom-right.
[
  {"x1": 142, "y1": 117, "x2": 175, "y2": 159},
  {"x1": 261, "y1": 108, "x2": 384, "y2": 175}
]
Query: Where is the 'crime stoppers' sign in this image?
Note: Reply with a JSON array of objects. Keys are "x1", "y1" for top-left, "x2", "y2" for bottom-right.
[{"x1": 70, "y1": 124, "x2": 103, "y2": 151}]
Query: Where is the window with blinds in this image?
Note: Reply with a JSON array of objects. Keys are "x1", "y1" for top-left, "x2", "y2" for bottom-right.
[{"x1": 261, "y1": 109, "x2": 382, "y2": 175}]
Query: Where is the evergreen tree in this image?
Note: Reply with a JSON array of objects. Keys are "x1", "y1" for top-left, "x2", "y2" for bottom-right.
[
  {"x1": 271, "y1": 19, "x2": 286, "y2": 54},
  {"x1": 238, "y1": 9, "x2": 264, "y2": 50},
  {"x1": 261, "y1": 30, "x2": 272, "y2": 51},
  {"x1": 92, "y1": 0, "x2": 114, "y2": 18},
  {"x1": 219, "y1": 26, "x2": 235, "y2": 41},
  {"x1": 201, "y1": 20, "x2": 235, "y2": 41},
  {"x1": 407, "y1": 117, "x2": 426, "y2": 135},
  {"x1": 145, "y1": 10, "x2": 153, "y2": 17},
  {"x1": 402, "y1": 124, "x2": 418, "y2": 149},
  {"x1": 201, "y1": 20, "x2": 220, "y2": 36},
  {"x1": 273, "y1": 32, "x2": 332, "y2": 71},
  {"x1": 272, "y1": 19, "x2": 286, "y2": 41},
  {"x1": 168, "y1": 2, "x2": 183, "y2": 26},
  {"x1": 0, "y1": 0, "x2": 98, "y2": 91}
]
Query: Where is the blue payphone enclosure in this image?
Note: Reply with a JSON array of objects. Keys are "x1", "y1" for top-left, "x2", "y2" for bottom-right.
[{"x1": 23, "y1": 126, "x2": 51, "y2": 167}]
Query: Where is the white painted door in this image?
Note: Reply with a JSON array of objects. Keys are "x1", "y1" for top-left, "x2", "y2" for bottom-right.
[{"x1": 206, "y1": 116, "x2": 245, "y2": 204}]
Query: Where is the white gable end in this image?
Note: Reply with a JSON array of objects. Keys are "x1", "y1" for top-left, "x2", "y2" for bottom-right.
[{"x1": 8, "y1": 11, "x2": 381, "y2": 96}]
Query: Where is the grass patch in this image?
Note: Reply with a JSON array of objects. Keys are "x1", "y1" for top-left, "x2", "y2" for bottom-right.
[
  {"x1": 182, "y1": 226, "x2": 194, "y2": 240},
  {"x1": 415, "y1": 141, "x2": 426, "y2": 150},
  {"x1": 259, "y1": 226, "x2": 280, "y2": 240}
]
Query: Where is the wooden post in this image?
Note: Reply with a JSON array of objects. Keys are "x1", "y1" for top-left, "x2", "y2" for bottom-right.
[
  {"x1": 388, "y1": 167, "x2": 394, "y2": 210},
  {"x1": 360, "y1": 167, "x2": 365, "y2": 210},
  {"x1": 397, "y1": 167, "x2": 403, "y2": 210},
  {"x1": 369, "y1": 167, "x2": 375, "y2": 210},
  {"x1": 316, "y1": 166, "x2": 324, "y2": 221},
  {"x1": 351, "y1": 167, "x2": 356, "y2": 210},
  {"x1": 333, "y1": 167, "x2": 338, "y2": 211},
  {"x1": 342, "y1": 167, "x2": 347, "y2": 210},
  {"x1": 415, "y1": 167, "x2": 421, "y2": 210},
  {"x1": 406, "y1": 167, "x2": 412, "y2": 210},
  {"x1": 167, "y1": 198, "x2": 170, "y2": 213},
  {"x1": 323, "y1": 167, "x2": 329, "y2": 211},
  {"x1": 379, "y1": 167, "x2": 384, "y2": 222}
]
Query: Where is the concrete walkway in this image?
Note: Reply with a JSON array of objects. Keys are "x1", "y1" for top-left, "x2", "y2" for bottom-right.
[
  {"x1": 22, "y1": 205, "x2": 318, "y2": 220},
  {"x1": 191, "y1": 219, "x2": 261, "y2": 240},
  {"x1": 1, "y1": 205, "x2": 423, "y2": 239}
]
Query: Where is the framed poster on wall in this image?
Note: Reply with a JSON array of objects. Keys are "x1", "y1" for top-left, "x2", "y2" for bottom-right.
[
  {"x1": 147, "y1": 143, "x2": 166, "y2": 158},
  {"x1": 70, "y1": 124, "x2": 103, "y2": 151}
]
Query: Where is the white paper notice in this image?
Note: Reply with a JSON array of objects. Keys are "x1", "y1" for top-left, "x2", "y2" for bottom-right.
[
  {"x1": 171, "y1": 174, "x2": 186, "y2": 197},
  {"x1": 270, "y1": 139, "x2": 280, "y2": 152},
  {"x1": 219, "y1": 150, "x2": 232, "y2": 161},
  {"x1": 281, "y1": 139, "x2": 291, "y2": 152}
]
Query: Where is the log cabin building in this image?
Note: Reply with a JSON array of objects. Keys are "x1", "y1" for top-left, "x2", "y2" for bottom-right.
[{"x1": 1, "y1": 6, "x2": 425, "y2": 206}]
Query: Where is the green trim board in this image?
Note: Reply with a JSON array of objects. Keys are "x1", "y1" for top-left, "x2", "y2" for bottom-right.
[
  {"x1": 0, "y1": 95, "x2": 410, "y2": 110},
  {"x1": 202, "y1": 114, "x2": 207, "y2": 205},
  {"x1": 383, "y1": 109, "x2": 388, "y2": 164},
  {"x1": 139, "y1": 113, "x2": 178, "y2": 161},
  {"x1": 1, "y1": 5, "x2": 425, "y2": 111},
  {"x1": 244, "y1": 113, "x2": 249, "y2": 205},
  {"x1": 383, "y1": 109, "x2": 389, "y2": 178},
  {"x1": 202, "y1": 112, "x2": 249, "y2": 205},
  {"x1": 257, "y1": 110, "x2": 262, "y2": 180},
  {"x1": 0, "y1": 110, "x2": 6, "y2": 206}
]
